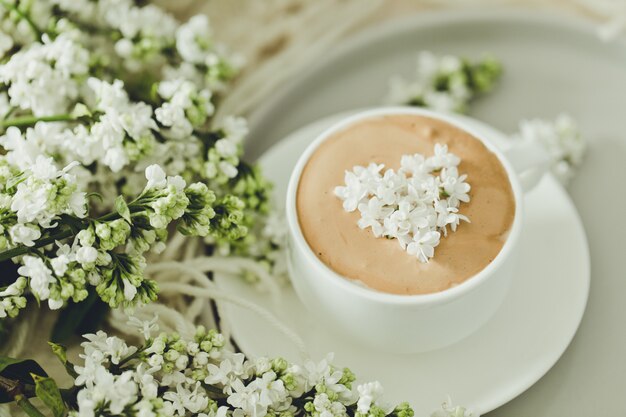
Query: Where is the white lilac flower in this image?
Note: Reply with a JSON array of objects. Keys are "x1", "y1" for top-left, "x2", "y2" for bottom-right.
[
  {"x1": 249, "y1": 371, "x2": 288, "y2": 408},
  {"x1": 17, "y1": 255, "x2": 55, "y2": 301},
  {"x1": 0, "y1": 276, "x2": 27, "y2": 318},
  {"x1": 386, "y1": 51, "x2": 502, "y2": 113},
  {"x1": 431, "y1": 397, "x2": 476, "y2": 417},
  {"x1": 9, "y1": 224, "x2": 41, "y2": 247},
  {"x1": 175, "y1": 15, "x2": 214, "y2": 65},
  {"x1": 145, "y1": 164, "x2": 168, "y2": 190},
  {"x1": 163, "y1": 382, "x2": 209, "y2": 416},
  {"x1": 127, "y1": 315, "x2": 160, "y2": 340},
  {"x1": 205, "y1": 352, "x2": 250, "y2": 391},
  {"x1": 303, "y1": 354, "x2": 352, "y2": 401},
  {"x1": 0, "y1": 30, "x2": 13, "y2": 57},
  {"x1": 0, "y1": 33, "x2": 89, "y2": 115},
  {"x1": 157, "y1": 78, "x2": 214, "y2": 129},
  {"x1": 334, "y1": 144, "x2": 471, "y2": 262},
  {"x1": 9, "y1": 156, "x2": 87, "y2": 228},
  {"x1": 512, "y1": 114, "x2": 586, "y2": 185},
  {"x1": 80, "y1": 331, "x2": 138, "y2": 366},
  {"x1": 356, "y1": 381, "x2": 387, "y2": 414},
  {"x1": 85, "y1": 78, "x2": 157, "y2": 172},
  {"x1": 428, "y1": 143, "x2": 461, "y2": 170},
  {"x1": 227, "y1": 378, "x2": 266, "y2": 417},
  {"x1": 0, "y1": 127, "x2": 47, "y2": 171},
  {"x1": 155, "y1": 102, "x2": 193, "y2": 140},
  {"x1": 67, "y1": 323, "x2": 416, "y2": 417},
  {"x1": 312, "y1": 393, "x2": 348, "y2": 417}
]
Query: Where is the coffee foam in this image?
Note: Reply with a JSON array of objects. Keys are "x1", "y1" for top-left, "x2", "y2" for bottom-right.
[{"x1": 296, "y1": 115, "x2": 516, "y2": 295}]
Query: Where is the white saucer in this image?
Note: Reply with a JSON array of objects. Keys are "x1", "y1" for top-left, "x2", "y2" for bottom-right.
[{"x1": 215, "y1": 113, "x2": 590, "y2": 416}]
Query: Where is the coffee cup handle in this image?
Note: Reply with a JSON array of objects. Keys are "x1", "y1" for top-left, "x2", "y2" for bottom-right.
[{"x1": 502, "y1": 140, "x2": 551, "y2": 193}]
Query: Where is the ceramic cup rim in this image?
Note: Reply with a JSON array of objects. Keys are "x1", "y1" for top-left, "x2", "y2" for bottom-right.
[{"x1": 285, "y1": 106, "x2": 523, "y2": 306}]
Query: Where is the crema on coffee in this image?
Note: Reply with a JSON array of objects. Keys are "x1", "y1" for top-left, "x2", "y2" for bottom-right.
[{"x1": 296, "y1": 115, "x2": 515, "y2": 295}]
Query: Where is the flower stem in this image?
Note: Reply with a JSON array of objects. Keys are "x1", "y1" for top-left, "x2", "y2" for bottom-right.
[
  {"x1": 0, "y1": 228, "x2": 74, "y2": 262},
  {"x1": 0, "y1": 376, "x2": 45, "y2": 417},
  {"x1": 0, "y1": 114, "x2": 76, "y2": 129},
  {"x1": 15, "y1": 394, "x2": 46, "y2": 417},
  {"x1": 0, "y1": 0, "x2": 43, "y2": 40},
  {"x1": 0, "y1": 201, "x2": 144, "y2": 262}
]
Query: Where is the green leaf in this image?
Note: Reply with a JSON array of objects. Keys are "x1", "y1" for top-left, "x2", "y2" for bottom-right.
[
  {"x1": 0, "y1": 357, "x2": 47, "y2": 403},
  {"x1": 47, "y1": 343, "x2": 67, "y2": 365},
  {"x1": 47, "y1": 342, "x2": 77, "y2": 379},
  {"x1": 115, "y1": 195, "x2": 131, "y2": 223},
  {"x1": 51, "y1": 289, "x2": 109, "y2": 343},
  {"x1": 31, "y1": 374, "x2": 65, "y2": 417}
]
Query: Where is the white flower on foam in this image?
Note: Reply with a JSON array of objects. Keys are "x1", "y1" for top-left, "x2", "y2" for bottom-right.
[
  {"x1": 357, "y1": 197, "x2": 392, "y2": 237},
  {"x1": 335, "y1": 143, "x2": 470, "y2": 262},
  {"x1": 512, "y1": 113, "x2": 586, "y2": 184},
  {"x1": 335, "y1": 163, "x2": 383, "y2": 212},
  {"x1": 440, "y1": 166, "x2": 471, "y2": 206},
  {"x1": 406, "y1": 230, "x2": 441, "y2": 263},
  {"x1": 434, "y1": 200, "x2": 470, "y2": 236},
  {"x1": 428, "y1": 143, "x2": 461, "y2": 170}
]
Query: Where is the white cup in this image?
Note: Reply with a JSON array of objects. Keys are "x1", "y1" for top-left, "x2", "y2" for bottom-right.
[{"x1": 285, "y1": 107, "x2": 550, "y2": 353}]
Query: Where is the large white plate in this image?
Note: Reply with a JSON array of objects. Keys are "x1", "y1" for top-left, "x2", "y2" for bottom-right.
[
  {"x1": 215, "y1": 112, "x2": 589, "y2": 417},
  {"x1": 238, "y1": 10, "x2": 626, "y2": 417}
]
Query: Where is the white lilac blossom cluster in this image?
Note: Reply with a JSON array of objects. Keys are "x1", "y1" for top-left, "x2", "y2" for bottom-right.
[
  {"x1": 386, "y1": 53, "x2": 587, "y2": 184},
  {"x1": 0, "y1": 164, "x2": 227, "y2": 318},
  {"x1": 512, "y1": 114, "x2": 586, "y2": 185},
  {"x1": 20, "y1": 317, "x2": 425, "y2": 417},
  {"x1": 0, "y1": 0, "x2": 277, "y2": 323},
  {"x1": 386, "y1": 51, "x2": 502, "y2": 113},
  {"x1": 334, "y1": 144, "x2": 470, "y2": 263}
]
